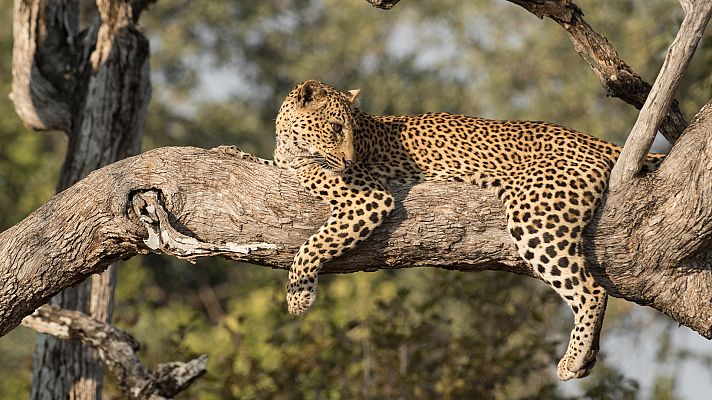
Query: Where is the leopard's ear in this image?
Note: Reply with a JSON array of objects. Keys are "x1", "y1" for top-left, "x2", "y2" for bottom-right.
[
  {"x1": 345, "y1": 89, "x2": 360, "y2": 104},
  {"x1": 297, "y1": 80, "x2": 327, "y2": 109}
]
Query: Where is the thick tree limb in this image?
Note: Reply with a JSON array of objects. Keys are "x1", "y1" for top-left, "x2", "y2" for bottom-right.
[
  {"x1": 2, "y1": 100, "x2": 712, "y2": 339},
  {"x1": 369, "y1": 0, "x2": 690, "y2": 143},
  {"x1": 593, "y1": 99, "x2": 712, "y2": 335},
  {"x1": 609, "y1": 1, "x2": 712, "y2": 189},
  {"x1": 22, "y1": 305, "x2": 207, "y2": 400}
]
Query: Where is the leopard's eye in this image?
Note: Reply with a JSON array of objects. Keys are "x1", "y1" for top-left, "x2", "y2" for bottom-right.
[{"x1": 331, "y1": 123, "x2": 343, "y2": 133}]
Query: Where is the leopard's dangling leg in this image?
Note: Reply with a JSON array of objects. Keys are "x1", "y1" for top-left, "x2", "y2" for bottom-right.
[
  {"x1": 287, "y1": 163, "x2": 395, "y2": 315},
  {"x1": 504, "y1": 185, "x2": 607, "y2": 381}
]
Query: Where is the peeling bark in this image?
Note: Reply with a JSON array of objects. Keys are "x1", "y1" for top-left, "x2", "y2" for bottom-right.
[{"x1": 2, "y1": 100, "x2": 712, "y2": 340}]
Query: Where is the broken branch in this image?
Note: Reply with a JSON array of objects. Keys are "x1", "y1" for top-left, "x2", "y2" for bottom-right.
[{"x1": 22, "y1": 305, "x2": 207, "y2": 400}]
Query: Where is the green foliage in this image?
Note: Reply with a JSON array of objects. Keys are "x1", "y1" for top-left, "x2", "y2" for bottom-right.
[
  {"x1": 579, "y1": 363, "x2": 641, "y2": 400},
  {"x1": 115, "y1": 261, "x2": 564, "y2": 399},
  {"x1": 650, "y1": 375, "x2": 679, "y2": 400},
  {"x1": 2, "y1": 0, "x2": 712, "y2": 398},
  {"x1": 0, "y1": 327, "x2": 35, "y2": 398}
]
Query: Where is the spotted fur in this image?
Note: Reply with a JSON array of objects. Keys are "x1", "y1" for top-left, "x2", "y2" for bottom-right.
[{"x1": 274, "y1": 80, "x2": 664, "y2": 381}]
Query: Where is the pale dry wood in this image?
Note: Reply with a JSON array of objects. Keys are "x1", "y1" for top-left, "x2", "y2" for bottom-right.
[
  {"x1": 22, "y1": 305, "x2": 207, "y2": 400},
  {"x1": 609, "y1": 0, "x2": 712, "y2": 188},
  {"x1": 591, "y1": 100, "x2": 712, "y2": 335},
  {"x1": 2, "y1": 99, "x2": 712, "y2": 341},
  {"x1": 0, "y1": 2, "x2": 709, "y2": 392},
  {"x1": 679, "y1": 0, "x2": 693, "y2": 15}
]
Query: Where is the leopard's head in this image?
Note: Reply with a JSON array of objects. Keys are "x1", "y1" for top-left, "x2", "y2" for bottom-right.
[{"x1": 275, "y1": 80, "x2": 360, "y2": 174}]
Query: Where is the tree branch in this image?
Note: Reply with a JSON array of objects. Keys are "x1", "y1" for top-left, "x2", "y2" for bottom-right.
[
  {"x1": 608, "y1": 0, "x2": 712, "y2": 189},
  {"x1": 592, "y1": 99, "x2": 712, "y2": 334},
  {"x1": 2, "y1": 98, "x2": 712, "y2": 339},
  {"x1": 370, "y1": 0, "x2": 691, "y2": 142},
  {"x1": 22, "y1": 305, "x2": 207, "y2": 400},
  {"x1": 506, "y1": 0, "x2": 695, "y2": 143},
  {"x1": 506, "y1": 0, "x2": 693, "y2": 144}
]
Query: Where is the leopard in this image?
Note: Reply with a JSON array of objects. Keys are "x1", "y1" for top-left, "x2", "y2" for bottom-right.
[{"x1": 273, "y1": 79, "x2": 664, "y2": 381}]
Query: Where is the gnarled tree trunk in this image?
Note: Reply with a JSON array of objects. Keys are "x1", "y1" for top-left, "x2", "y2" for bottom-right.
[{"x1": 10, "y1": 0, "x2": 151, "y2": 398}]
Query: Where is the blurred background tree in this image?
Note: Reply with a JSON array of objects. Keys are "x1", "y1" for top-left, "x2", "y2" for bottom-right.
[{"x1": 1, "y1": 0, "x2": 710, "y2": 398}]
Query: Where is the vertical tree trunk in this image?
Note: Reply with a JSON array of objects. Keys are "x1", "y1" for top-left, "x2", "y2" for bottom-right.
[{"x1": 11, "y1": 1, "x2": 151, "y2": 398}]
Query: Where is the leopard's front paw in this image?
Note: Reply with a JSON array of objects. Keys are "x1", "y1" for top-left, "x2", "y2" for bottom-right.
[{"x1": 286, "y1": 277, "x2": 317, "y2": 315}]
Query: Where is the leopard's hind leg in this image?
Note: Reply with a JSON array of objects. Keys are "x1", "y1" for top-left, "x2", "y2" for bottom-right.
[{"x1": 503, "y1": 183, "x2": 607, "y2": 381}]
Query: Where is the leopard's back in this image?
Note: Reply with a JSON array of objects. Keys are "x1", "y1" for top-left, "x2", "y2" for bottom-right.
[
  {"x1": 277, "y1": 80, "x2": 664, "y2": 381},
  {"x1": 355, "y1": 110, "x2": 621, "y2": 189}
]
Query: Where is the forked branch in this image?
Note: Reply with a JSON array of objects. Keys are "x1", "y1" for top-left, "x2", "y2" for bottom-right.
[
  {"x1": 367, "y1": 0, "x2": 691, "y2": 143},
  {"x1": 609, "y1": 0, "x2": 712, "y2": 189},
  {"x1": 22, "y1": 305, "x2": 207, "y2": 400},
  {"x1": 508, "y1": 0, "x2": 690, "y2": 143}
]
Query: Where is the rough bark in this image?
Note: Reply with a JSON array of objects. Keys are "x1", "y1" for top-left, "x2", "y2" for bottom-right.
[
  {"x1": 590, "y1": 100, "x2": 712, "y2": 338},
  {"x1": 22, "y1": 306, "x2": 207, "y2": 400},
  {"x1": 1, "y1": 97, "x2": 712, "y2": 340},
  {"x1": 11, "y1": 0, "x2": 151, "y2": 398},
  {"x1": 609, "y1": 0, "x2": 712, "y2": 188},
  {"x1": 360, "y1": 0, "x2": 712, "y2": 336},
  {"x1": 367, "y1": 0, "x2": 690, "y2": 143},
  {"x1": 503, "y1": 0, "x2": 690, "y2": 143},
  {"x1": 0, "y1": 143, "x2": 518, "y2": 339}
]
